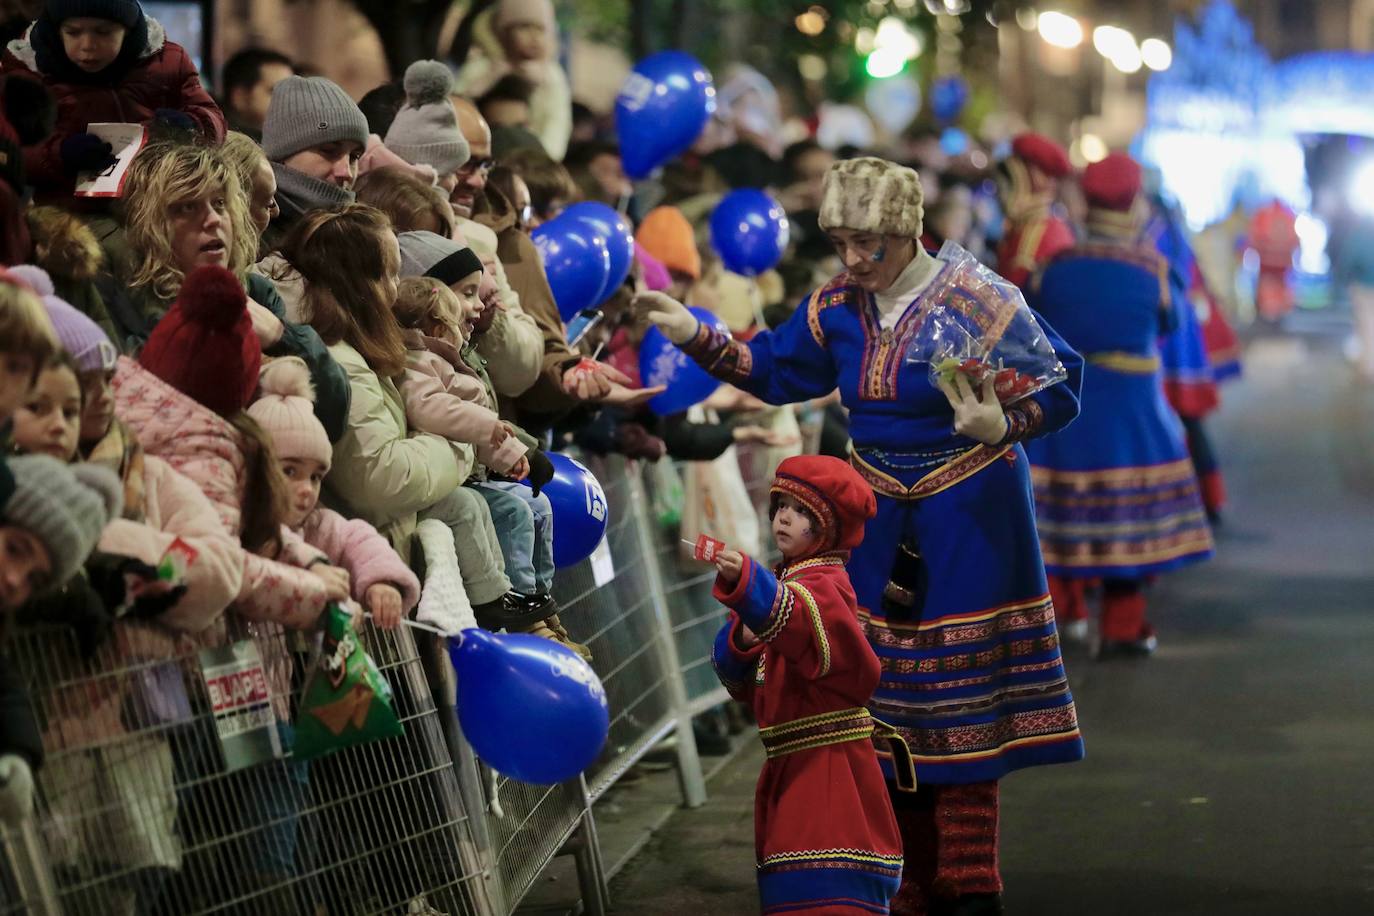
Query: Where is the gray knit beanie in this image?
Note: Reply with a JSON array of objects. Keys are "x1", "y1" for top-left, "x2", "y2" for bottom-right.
[
  {"x1": 262, "y1": 76, "x2": 370, "y2": 163},
  {"x1": 384, "y1": 61, "x2": 470, "y2": 178},
  {"x1": 3, "y1": 455, "x2": 122, "y2": 590},
  {"x1": 398, "y1": 231, "x2": 483, "y2": 286}
]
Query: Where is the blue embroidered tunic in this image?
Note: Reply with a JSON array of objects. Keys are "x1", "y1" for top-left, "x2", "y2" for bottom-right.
[{"x1": 682, "y1": 267, "x2": 1087, "y2": 784}]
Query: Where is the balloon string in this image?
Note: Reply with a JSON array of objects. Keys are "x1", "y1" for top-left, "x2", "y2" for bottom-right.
[{"x1": 590, "y1": 340, "x2": 606, "y2": 361}]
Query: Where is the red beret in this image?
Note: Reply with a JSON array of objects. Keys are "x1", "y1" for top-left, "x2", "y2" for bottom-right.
[
  {"x1": 1081, "y1": 152, "x2": 1143, "y2": 213},
  {"x1": 771, "y1": 455, "x2": 877, "y2": 554},
  {"x1": 1011, "y1": 133, "x2": 1071, "y2": 179},
  {"x1": 140, "y1": 266, "x2": 261, "y2": 418}
]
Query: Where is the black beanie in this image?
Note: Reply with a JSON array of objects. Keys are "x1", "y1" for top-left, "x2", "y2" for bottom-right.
[{"x1": 44, "y1": 0, "x2": 142, "y2": 27}]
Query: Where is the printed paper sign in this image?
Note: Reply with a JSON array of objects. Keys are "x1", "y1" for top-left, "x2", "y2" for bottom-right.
[
  {"x1": 74, "y1": 123, "x2": 148, "y2": 198},
  {"x1": 694, "y1": 534, "x2": 726, "y2": 562},
  {"x1": 198, "y1": 641, "x2": 282, "y2": 771},
  {"x1": 158, "y1": 537, "x2": 198, "y2": 585},
  {"x1": 589, "y1": 536, "x2": 615, "y2": 587}
]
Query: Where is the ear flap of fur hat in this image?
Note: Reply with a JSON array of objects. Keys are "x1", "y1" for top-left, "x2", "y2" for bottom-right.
[{"x1": 817, "y1": 157, "x2": 924, "y2": 239}]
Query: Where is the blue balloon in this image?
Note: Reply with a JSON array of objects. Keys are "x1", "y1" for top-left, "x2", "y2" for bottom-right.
[
  {"x1": 640, "y1": 307, "x2": 728, "y2": 416},
  {"x1": 930, "y1": 75, "x2": 970, "y2": 124},
  {"x1": 562, "y1": 201, "x2": 635, "y2": 302},
  {"x1": 525, "y1": 452, "x2": 609, "y2": 568},
  {"x1": 532, "y1": 217, "x2": 612, "y2": 322},
  {"x1": 616, "y1": 51, "x2": 716, "y2": 179},
  {"x1": 709, "y1": 189, "x2": 790, "y2": 277},
  {"x1": 939, "y1": 126, "x2": 970, "y2": 157},
  {"x1": 449, "y1": 629, "x2": 609, "y2": 784}
]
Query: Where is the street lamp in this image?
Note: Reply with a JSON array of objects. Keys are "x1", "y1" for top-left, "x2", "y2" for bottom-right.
[{"x1": 1037, "y1": 11, "x2": 1084, "y2": 48}]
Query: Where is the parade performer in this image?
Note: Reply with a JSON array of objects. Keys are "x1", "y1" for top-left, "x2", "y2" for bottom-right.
[
  {"x1": 1146, "y1": 195, "x2": 1229, "y2": 520},
  {"x1": 1248, "y1": 199, "x2": 1301, "y2": 322},
  {"x1": 1025, "y1": 153, "x2": 1214, "y2": 658},
  {"x1": 994, "y1": 133, "x2": 1076, "y2": 290},
  {"x1": 709, "y1": 454, "x2": 907, "y2": 915},
  {"x1": 640, "y1": 157, "x2": 1085, "y2": 916}
]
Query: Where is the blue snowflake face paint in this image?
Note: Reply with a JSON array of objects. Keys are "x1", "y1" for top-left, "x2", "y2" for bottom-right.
[{"x1": 871, "y1": 242, "x2": 887, "y2": 262}]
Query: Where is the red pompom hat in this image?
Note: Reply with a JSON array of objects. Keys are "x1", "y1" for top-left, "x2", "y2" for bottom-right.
[
  {"x1": 1081, "y1": 151, "x2": 1144, "y2": 213},
  {"x1": 770, "y1": 455, "x2": 877, "y2": 555},
  {"x1": 139, "y1": 266, "x2": 261, "y2": 417}
]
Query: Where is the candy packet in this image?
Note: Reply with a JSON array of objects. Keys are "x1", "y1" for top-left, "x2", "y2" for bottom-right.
[
  {"x1": 907, "y1": 241, "x2": 1068, "y2": 405},
  {"x1": 295, "y1": 604, "x2": 404, "y2": 760}
]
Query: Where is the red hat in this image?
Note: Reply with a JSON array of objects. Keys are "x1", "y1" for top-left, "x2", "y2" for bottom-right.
[
  {"x1": 139, "y1": 266, "x2": 261, "y2": 417},
  {"x1": 1011, "y1": 133, "x2": 1072, "y2": 180},
  {"x1": 770, "y1": 455, "x2": 877, "y2": 554},
  {"x1": 1082, "y1": 152, "x2": 1143, "y2": 213}
]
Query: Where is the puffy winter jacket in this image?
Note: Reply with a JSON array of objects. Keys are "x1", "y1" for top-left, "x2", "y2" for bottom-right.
[
  {"x1": 298, "y1": 508, "x2": 421, "y2": 613},
  {"x1": 2, "y1": 18, "x2": 225, "y2": 198},
  {"x1": 322, "y1": 340, "x2": 468, "y2": 554},
  {"x1": 111, "y1": 356, "x2": 333, "y2": 632}
]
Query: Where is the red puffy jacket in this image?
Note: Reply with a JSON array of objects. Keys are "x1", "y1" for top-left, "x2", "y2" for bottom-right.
[{"x1": 1, "y1": 18, "x2": 225, "y2": 198}]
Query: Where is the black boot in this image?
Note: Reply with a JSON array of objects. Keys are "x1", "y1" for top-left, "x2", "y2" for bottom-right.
[
  {"x1": 473, "y1": 592, "x2": 555, "y2": 631},
  {"x1": 932, "y1": 893, "x2": 1004, "y2": 916}
]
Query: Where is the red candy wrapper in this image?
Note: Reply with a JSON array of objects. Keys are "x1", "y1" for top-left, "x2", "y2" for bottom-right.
[
  {"x1": 907, "y1": 241, "x2": 1069, "y2": 405},
  {"x1": 694, "y1": 534, "x2": 726, "y2": 562}
]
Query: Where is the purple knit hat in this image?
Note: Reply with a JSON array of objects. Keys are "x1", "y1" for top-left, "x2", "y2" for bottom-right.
[{"x1": 7, "y1": 265, "x2": 116, "y2": 373}]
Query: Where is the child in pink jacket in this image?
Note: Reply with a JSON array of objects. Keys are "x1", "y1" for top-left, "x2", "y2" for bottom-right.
[{"x1": 247, "y1": 358, "x2": 421, "y2": 630}]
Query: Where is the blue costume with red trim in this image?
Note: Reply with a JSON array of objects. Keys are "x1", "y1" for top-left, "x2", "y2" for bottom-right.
[
  {"x1": 1024, "y1": 240, "x2": 1215, "y2": 581},
  {"x1": 682, "y1": 265, "x2": 1086, "y2": 785}
]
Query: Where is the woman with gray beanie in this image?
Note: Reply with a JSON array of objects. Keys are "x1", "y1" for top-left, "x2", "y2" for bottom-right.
[{"x1": 0, "y1": 453, "x2": 122, "y2": 826}]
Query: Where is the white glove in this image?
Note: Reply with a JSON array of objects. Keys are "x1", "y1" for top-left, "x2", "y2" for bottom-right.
[
  {"x1": 633, "y1": 291, "x2": 699, "y2": 345},
  {"x1": 415, "y1": 520, "x2": 477, "y2": 634},
  {"x1": 937, "y1": 372, "x2": 1010, "y2": 446},
  {"x1": 0, "y1": 754, "x2": 34, "y2": 825}
]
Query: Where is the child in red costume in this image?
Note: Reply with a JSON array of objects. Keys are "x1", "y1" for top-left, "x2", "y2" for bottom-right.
[{"x1": 710, "y1": 454, "x2": 913, "y2": 915}]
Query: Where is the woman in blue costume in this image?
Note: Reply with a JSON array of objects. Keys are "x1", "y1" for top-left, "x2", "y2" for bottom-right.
[
  {"x1": 638, "y1": 158, "x2": 1084, "y2": 916},
  {"x1": 1025, "y1": 153, "x2": 1214, "y2": 659}
]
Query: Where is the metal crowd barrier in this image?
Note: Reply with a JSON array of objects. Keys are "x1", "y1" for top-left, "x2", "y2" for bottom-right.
[{"x1": 0, "y1": 447, "x2": 780, "y2": 915}]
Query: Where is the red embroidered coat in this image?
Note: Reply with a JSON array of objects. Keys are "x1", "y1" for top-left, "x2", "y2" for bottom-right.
[
  {"x1": 712, "y1": 553, "x2": 903, "y2": 915},
  {"x1": 997, "y1": 212, "x2": 1076, "y2": 290}
]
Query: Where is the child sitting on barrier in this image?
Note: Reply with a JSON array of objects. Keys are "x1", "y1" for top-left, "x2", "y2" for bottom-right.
[
  {"x1": 708, "y1": 455, "x2": 909, "y2": 915},
  {"x1": 247, "y1": 357, "x2": 422, "y2": 631},
  {"x1": 392, "y1": 234, "x2": 589, "y2": 657}
]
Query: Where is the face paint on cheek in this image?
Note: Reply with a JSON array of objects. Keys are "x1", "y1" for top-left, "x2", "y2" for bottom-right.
[{"x1": 871, "y1": 243, "x2": 886, "y2": 263}]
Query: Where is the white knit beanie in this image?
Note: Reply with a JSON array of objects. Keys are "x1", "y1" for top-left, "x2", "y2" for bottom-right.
[
  {"x1": 385, "y1": 61, "x2": 471, "y2": 178},
  {"x1": 246, "y1": 358, "x2": 333, "y2": 471},
  {"x1": 817, "y1": 157, "x2": 925, "y2": 239}
]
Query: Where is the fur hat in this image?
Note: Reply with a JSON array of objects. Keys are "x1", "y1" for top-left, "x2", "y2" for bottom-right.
[
  {"x1": 818, "y1": 157, "x2": 924, "y2": 239},
  {"x1": 384, "y1": 61, "x2": 470, "y2": 178},
  {"x1": 3, "y1": 454, "x2": 122, "y2": 590},
  {"x1": 769, "y1": 455, "x2": 877, "y2": 555},
  {"x1": 247, "y1": 358, "x2": 332, "y2": 471},
  {"x1": 6, "y1": 266, "x2": 116, "y2": 374},
  {"x1": 1082, "y1": 152, "x2": 1143, "y2": 213},
  {"x1": 139, "y1": 266, "x2": 261, "y2": 417}
]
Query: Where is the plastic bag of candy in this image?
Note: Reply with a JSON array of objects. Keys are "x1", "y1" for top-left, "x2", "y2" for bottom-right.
[
  {"x1": 907, "y1": 241, "x2": 1068, "y2": 405},
  {"x1": 295, "y1": 604, "x2": 403, "y2": 760}
]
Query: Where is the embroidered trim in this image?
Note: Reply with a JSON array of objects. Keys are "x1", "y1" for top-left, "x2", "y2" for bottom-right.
[
  {"x1": 758, "y1": 707, "x2": 873, "y2": 757},
  {"x1": 1085, "y1": 351, "x2": 1162, "y2": 373},
  {"x1": 755, "y1": 582, "x2": 793, "y2": 643},
  {"x1": 1000, "y1": 399, "x2": 1044, "y2": 444},
  {"x1": 759, "y1": 848, "x2": 905, "y2": 870},
  {"x1": 871, "y1": 705, "x2": 1081, "y2": 760},
  {"x1": 681, "y1": 320, "x2": 753, "y2": 385},
  {"x1": 1012, "y1": 218, "x2": 1049, "y2": 273},
  {"x1": 850, "y1": 444, "x2": 1011, "y2": 502},
  {"x1": 805, "y1": 275, "x2": 856, "y2": 347},
  {"x1": 786, "y1": 581, "x2": 831, "y2": 676}
]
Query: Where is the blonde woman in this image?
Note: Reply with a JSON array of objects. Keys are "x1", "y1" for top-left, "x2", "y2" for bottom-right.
[
  {"x1": 220, "y1": 131, "x2": 281, "y2": 239},
  {"x1": 112, "y1": 141, "x2": 349, "y2": 441}
]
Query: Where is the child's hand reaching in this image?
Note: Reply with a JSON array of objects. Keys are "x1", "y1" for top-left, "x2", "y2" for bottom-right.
[
  {"x1": 714, "y1": 549, "x2": 744, "y2": 588},
  {"x1": 312, "y1": 564, "x2": 351, "y2": 603},
  {"x1": 736, "y1": 623, "x2": 760, "y2": 648},
  {"x1": 507, "y1": 456, "x2": 531, "y2": 480},
  {"x1": 490, "y1": 423, "x2": 510, "y2": 449},
  {"x1": 365, "y1": 583, "x2": 404, "y2": 630}
]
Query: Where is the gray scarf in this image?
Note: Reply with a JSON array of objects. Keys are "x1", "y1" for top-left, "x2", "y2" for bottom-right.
[{"x1": 270, "y1": 163, "x2": 355, "y2": 226}]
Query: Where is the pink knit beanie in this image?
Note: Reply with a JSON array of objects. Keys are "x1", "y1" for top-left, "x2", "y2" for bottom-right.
[{"x1": 247, "y1": 358, "x2": 333, "y2": 471}]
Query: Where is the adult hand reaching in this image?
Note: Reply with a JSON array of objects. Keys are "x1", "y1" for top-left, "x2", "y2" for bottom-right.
[
  {"x1": 599, "y1": 382, "x2": 667, "y2": 408},
  {"x1": 937, "y1": 372, "x2": 1009, "y2": 445},
  {"x1": 633, "y1": 291, "x2": 699, "y2": 345}
]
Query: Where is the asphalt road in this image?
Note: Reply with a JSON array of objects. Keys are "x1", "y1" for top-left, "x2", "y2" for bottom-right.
[{"x1": 608, "y1": 326, "x2": 1374, "y2": 915}]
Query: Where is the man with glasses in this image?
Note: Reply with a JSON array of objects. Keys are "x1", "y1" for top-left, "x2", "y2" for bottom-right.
[{"x1": 452, "y1": 98, "x2": 657, "y2": 433}]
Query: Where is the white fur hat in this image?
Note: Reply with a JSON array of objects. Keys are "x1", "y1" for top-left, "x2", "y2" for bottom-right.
[{"x1": 818, "y1": 157, "x2": 924, "y2": 239}]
